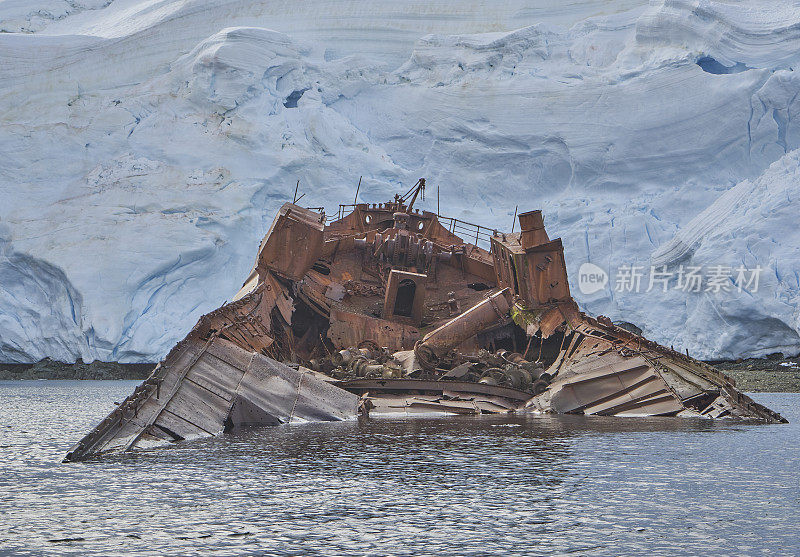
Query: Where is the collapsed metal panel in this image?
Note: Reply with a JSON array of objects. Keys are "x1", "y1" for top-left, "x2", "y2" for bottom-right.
[
  {"x1": 523, "y1": 314, "x2": 787, "y2": 422},
  {"x1": 64, "y1": 338, "x2": 358, "y2": 461}
]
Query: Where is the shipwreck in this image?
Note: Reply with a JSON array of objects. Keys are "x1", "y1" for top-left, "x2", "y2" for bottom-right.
[{"x1": 65, "y1": 179, "x2": 786, "y2": 461}]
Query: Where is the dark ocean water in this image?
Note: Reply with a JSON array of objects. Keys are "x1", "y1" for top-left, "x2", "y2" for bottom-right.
[{"x1": 1, "y1": 380, "x2": 798, "y2": 556}]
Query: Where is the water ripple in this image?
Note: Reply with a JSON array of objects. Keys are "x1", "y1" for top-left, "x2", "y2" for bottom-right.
[{"x1": 1, "y1": 380, "x2": 798, "y2": 555}]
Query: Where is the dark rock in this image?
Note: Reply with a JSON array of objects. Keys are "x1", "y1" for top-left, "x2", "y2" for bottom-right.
[{"x1": 0, "y1": 359, "x2": 155, "y2": 380}]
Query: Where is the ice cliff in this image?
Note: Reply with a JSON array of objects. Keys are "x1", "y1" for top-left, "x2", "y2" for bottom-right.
[{"x1": 2, "y1": 0, "x2": 800, "y2": 362}]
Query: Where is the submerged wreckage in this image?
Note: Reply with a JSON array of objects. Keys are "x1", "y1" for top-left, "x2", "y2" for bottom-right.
[{"x1": 66, "y1": 180, "x2": 786, "y2": 461}]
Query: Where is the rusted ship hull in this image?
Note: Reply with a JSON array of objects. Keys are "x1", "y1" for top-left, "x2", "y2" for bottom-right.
[{"x1": 65, "y1": 180, "x2": 785, "y2": 461}]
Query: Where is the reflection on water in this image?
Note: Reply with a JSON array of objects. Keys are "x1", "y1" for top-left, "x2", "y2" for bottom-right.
[{"x1": 1, "y1": 380, "x2": 799, "y2": 555}]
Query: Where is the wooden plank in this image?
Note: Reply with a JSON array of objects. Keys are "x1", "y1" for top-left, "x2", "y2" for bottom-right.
[
  {"x1": 156, "y1": 341, "x2": 205, "y2": 395},
  {"x1": 155, "y1": 410, "x2": 211, "y2": 439},
  {"x1": 175, "y1": 377, "x2": 232, "y2": 413},
  {"x1": 238, "y1": 354, "x2": 358, "y2": 423},
  {"x1": 97, "y1": 420, "x2": 144, "y2": 453},
  {"x1": 292, "y1": 368, "x2": 360, "y2": 421},
  {"x1": 102, "y1": 433, "x2": 141, "y2": 453},
  {"x1": 185, "y1": 355, "x2": 244, "y2": 401},
  {"x1": 236, "y1": 358, "x2": 302, "y2": 423},
  {"x1": 206, "y1": 337, "x2": 255, "y2": 371},
  {"x1": 163, "y1": 380, "x2": 230, "y2": 435}
]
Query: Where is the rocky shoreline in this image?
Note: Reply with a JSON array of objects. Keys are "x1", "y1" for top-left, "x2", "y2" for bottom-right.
[
  {"x1": 0, "y1": 359, "x2": 155, "y2": 380},
  {"x1": 711, "y1": 354, "x2": 800, "y2": 393},
  {"x1": 2, "y1": 355, "x2": 800, "y2": 392}
]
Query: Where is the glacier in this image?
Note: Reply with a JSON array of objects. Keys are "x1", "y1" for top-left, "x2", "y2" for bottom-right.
[{"x1": 2, "y1": 0, "x2": 800, "y2": 362}]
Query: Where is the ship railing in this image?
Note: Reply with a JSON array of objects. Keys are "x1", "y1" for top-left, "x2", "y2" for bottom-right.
[
  {"x1": 328, "y1": 203, "x2": 496, "y2": 249},
  {"x1": 335, "y1": 203, "x2": 358, "y2": 220},
  {"x1": 437, "y1": 215, "x2": 496, "y2": 249}
]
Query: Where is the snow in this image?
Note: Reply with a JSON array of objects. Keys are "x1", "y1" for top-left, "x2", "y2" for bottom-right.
[{"x1": 2, "y1": 0, "x2": 800, "y2": 362}]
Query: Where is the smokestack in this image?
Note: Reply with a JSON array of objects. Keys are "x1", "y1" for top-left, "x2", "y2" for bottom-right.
[{"x1": 518, "y1": 210, "x2": 549, "y2": 249}]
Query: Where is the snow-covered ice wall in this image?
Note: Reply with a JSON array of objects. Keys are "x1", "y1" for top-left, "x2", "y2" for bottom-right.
[{"x1": 2, "y1": 0, "x2": 800, "y2": 362}]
